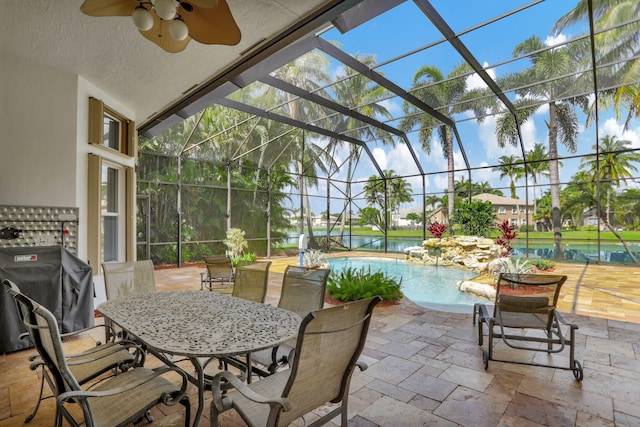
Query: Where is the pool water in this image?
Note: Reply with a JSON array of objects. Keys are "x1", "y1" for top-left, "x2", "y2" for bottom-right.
[{"x1": 327, "y1": 257, "x2": 486, "y2": 313}]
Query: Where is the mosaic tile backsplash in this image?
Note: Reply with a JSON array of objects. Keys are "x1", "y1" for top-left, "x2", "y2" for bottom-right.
[{"x1": 0, "y1": 205, "x2": 79, "y2": 255}]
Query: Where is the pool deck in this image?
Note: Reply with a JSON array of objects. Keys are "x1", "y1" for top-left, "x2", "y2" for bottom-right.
[{"x1": 2, "y1": 252, "x2": 640, "y2": 426}]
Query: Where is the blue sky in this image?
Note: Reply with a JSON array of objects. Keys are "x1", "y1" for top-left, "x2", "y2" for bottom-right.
[{"x1": 295, "y1": 0, "x2": 640, "y2": 214}]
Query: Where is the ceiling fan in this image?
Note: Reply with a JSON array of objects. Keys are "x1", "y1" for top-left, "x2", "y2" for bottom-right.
[{"x1": 80, "y1": 0, "x2": 241, "y2": 53}]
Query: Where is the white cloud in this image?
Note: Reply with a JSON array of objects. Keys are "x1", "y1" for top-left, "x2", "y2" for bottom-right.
[
  {"x1": 466, "y1": 61, "x2": 496, "y2": 91},
  {"x1": 430, "y1": 138, "x2": 448, "y2": 170},
  {"x1": 372, "y1": 147, "x2": 388, "y2": 170},
  {"x1": 520, "y1": 118, "x2": 540, "y2": 151},
  {"x1": 386, "y1": 144, "x2": 420, "y2": 175},
  {"x1": 378, "y1": 98, "x2": 402, "y2": 117},
  {"x1": 545, "y1": 33, "x2": 567, "y2": 47},
  {"x1": 433, "y1": 174, "x2": 448, "y2": 192},
  {"x1": 473, "y1": 162, "x2": 494, "y2": 182},
  {"x1": 601, "y1": 118, "x2": 640, "y2": 148}
]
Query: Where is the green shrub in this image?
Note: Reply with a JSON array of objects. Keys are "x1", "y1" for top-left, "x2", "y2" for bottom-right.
[
  {"x1": 327, "y1": 267, "x2": 403, "y2": 302},
  {"x1": 451, "y1": 200, "x2": 497, "y2": 237},
  {"x1": 232, "y1": 252, "x2": 257, "y2": 267},
  {"x1": 529, "y1": 259, "x2": 555, "y2": 271},
  {"x1": 490, "y1": 257, "x2": 534, "y2": 281}
]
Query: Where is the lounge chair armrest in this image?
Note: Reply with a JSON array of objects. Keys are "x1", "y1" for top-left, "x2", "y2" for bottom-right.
[
  {"x1": 211, "y1": 370, "x2": 291, "y2": 412},
  {"x1": 57, "y1": 366, "x2": 188, "y2": 405},
  {"x1": 477, "y1": 303, "x2": 493, "y2": 320},
  {"x1": 553, "y1": 310, "x2": 579, "y2": 330}
]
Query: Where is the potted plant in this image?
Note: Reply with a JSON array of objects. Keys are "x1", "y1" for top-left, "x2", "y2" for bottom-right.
[
  {"x1": 223, "y1": 228, "x2": 248, "y2": 260},
  {"x1": 303, "y1": 249, "x2": 328, "y2": 269}
]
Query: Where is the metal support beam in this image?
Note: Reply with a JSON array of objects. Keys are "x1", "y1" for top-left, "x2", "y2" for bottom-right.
[
  {"x1": 217, "y1": 98, "x2": 386, "y2": 178},
  {"x1": 260, "y1": 74, "x2": 425, "y2": 176},
  {"x1": 315, "y1": 37, "x2": 471, "y2": 172}
]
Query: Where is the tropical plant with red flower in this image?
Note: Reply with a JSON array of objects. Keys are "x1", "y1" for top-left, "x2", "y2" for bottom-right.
[
  {"x1": 427, "y1": 221, "x2": 447, "y2": 238},
  {"x1": 496, "y1": 219, "x2": 517, "y2": 255}
]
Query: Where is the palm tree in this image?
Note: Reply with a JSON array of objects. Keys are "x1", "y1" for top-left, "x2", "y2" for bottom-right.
[
  {"x1": 617, "y1": 188, "x2": 640, "y2": 229},
  {"x1": 553, "y1": 0, "x2": 640, "y2": 130},
  {"x1": 454, "y1": 175, "x2": 473, "y2": 200},
  {"x1": 388, "y1": 171, "x2": 414, "y2": 226},
  {"x1": 492, "y1": 155, "x2": 525, "y2": 199},
  {"x1": 565, "y1": 169, "x2": 639, "y2": 264},
  {"x1": 267, "y1": 51, "x2": 333, "y2": 241},
  {"x1": 579, "y1": 135, "x2": 640, "y2": 224},
  {"x1": 400, "y1": 62, "x2": 475, "y2": 222},
  {"x1": 526, "y1": 143, "x2": 551, "y2": 219},
  {"x1": 560, "y1": 172, "x2": 592, "y2": 229},
  {"x1": 425, "y1": 194, "x2": 441, "y2": 213},
  {"x1": 328, "y1": 54, "x2": 394, "y2": 239},
  {"x1": 496, "y1": 36, "x2": 587, "y2": 258},
  {"x1": 364, "y1": 170, "x2": 413, "y2": 228},
  {"x1": 474, "y1": 181, "x2": 502, "y2": 196}
]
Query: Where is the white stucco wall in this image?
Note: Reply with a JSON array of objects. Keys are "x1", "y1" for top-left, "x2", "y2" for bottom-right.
[{"x1": 1, "y1": 53, "x2": 78, "y2": 209}]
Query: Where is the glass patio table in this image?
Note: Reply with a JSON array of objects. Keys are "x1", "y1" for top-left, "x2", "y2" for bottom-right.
[{"x1": 96, "y1": 290, "x2": 301, "y2": 427}]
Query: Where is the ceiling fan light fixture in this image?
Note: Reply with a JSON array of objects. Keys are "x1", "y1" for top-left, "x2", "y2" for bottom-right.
[
  {"x1": 80, "y1": 0, "x2": 241, "y2": 53},
  {"x1": 169, "y1": 18, "x2": 189, "y2": 41},
  {"x1": 154, "y1": 0, "x2": 178, "y2": 21},
  {"x1": 132, "y1": 6, "x2": 154, "y2": 31}
]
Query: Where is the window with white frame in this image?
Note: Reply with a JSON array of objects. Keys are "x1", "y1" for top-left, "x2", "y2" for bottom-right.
[
  {"x1": 498, "y1": 207, "x2": 506, "y2": 214},
  {"x1": 87, "y1": 97, "x2": 136, "y2": 271},
  {"x1": 101, "y1": 162, "x2": 125, "y2": 263}
]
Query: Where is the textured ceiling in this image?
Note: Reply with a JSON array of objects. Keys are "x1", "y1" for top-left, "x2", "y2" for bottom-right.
[{"x1": 1, "y1": 0, "x2": 338, "y2": 126}]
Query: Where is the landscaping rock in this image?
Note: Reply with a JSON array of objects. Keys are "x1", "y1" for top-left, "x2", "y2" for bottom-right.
[{"x1": 407, "y1": 236, "x2": 505, "y2": 274}]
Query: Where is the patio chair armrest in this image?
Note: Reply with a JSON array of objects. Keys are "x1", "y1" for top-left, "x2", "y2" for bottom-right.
[
  {"x1": 212, "y1": 370, "x2": 292, "y2": 412},
  {"x1": 553, "y1": 310, "x2": 579, "y2": 330},
  {"x1": 60, "y1": 323, "x2": 119, "y2": 345},
  {"x1": 356, "y1": 360, "x2": 368, "y2": 372},
  {"x1": 30, "y1": 359, "x2": 45, "y2": 371},
  {"x1": 66, "y1": 341, "x2": 144, "y2": 365},
  {"x1": 57, "y1": 366, "x2": 188, "y2": 405}
]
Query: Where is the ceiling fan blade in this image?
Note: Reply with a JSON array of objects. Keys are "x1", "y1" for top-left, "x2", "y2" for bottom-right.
[
  {"x1": 185, "y1": 0, "x2": 219, "y2": 8},
  {"x1": 140, "y1": 13, "x2": 191, "y2": 53},
  {"x1": 80, "y1": 0, "x2": 137, "y2": 16},
  {"x1": 181, "y1": 0, "x2": 241, "y2": 46}
]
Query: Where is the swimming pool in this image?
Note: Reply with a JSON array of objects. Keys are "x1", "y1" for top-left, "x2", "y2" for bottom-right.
[{"x1": 327, "y1": 257, "x2": 486, "y2": 313}]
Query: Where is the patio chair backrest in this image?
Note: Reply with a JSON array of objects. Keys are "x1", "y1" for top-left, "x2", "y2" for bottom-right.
[
  {"x1": 11, "y1": 278, "x2": 191, "y2": 427},
  {"x1": 278, "y1": 266, "x2": 330, "y2": 317},
  {"x1": 8, "y1": 281, "x2": 80, "y2": 395},
  {"x1": 232, "y1": 261, "x2": 272, "y2": 303},
  {"x1": 102, "y1": 260, "x2": 156, "y2": 300},
  {"x1": 203, "y1": 255, "x2": 234, "y2": 280},
  {"x1": 3, "y1": 279, "x2": 30, "y2": 328},
  {"x1": 494, "y1": 273, "x2": 567, "y2": 330},
  {"x1": 277, "y1": 296, "x2": 381, "y2": 426},
  {"x1": 4, "y1": 280, "x2": 49, "y2": 358}
]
